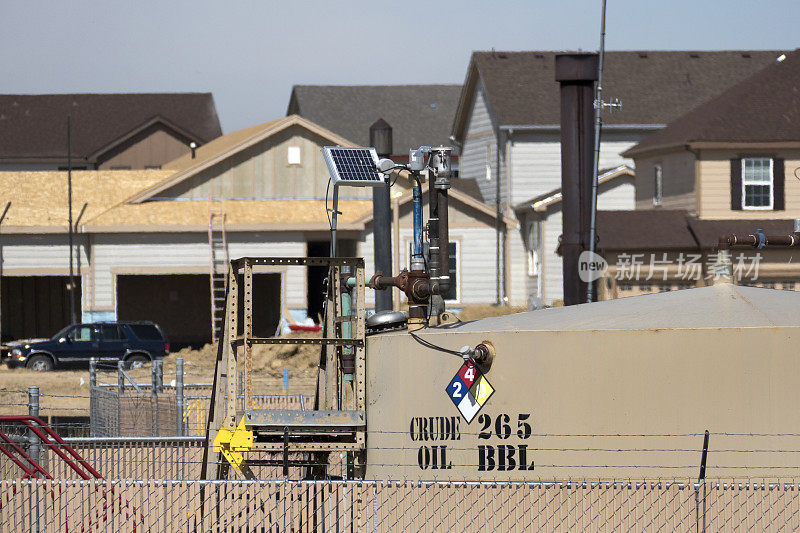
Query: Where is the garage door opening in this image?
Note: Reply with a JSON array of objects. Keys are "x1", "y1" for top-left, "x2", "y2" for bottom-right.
[
  {"x1": 117, "y1": 273, "x2": 281, "y2": 350},
  {"x1": 1, "y1": 276, "x2": 81, "y2": 343}
]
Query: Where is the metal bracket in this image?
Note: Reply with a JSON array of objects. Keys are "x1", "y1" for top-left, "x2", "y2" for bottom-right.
[{"x1": 244, "y1": 409, "x2": 365, "y2": 429}]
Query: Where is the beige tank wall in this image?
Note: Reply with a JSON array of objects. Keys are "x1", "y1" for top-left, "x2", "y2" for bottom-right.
[{"x1": 365, "y1": 326, "x2": 800, "y2": 481}]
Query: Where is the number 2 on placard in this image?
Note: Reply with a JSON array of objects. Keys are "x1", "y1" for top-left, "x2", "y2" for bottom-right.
[
  {"x1": 451, "y1": 381, "x2": 462, "y2": 398},
  {"x1": 465, "y1": 367, "x2": 475, "y2": 381}
]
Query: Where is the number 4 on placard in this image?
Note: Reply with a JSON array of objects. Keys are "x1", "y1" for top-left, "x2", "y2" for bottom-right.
[{"x1": 464, "y1": 367, "x2": 475, "y2": 381}]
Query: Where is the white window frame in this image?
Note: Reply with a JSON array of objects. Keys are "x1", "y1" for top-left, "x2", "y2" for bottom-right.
[
  {"x1": 287, "y1": 145, "x2": 302, "y2": 166},
  {"x1": 653, "y1": 164, "x2": 663, "y2": 206},
  {"x1": 742, "y1": 157, "x2": 773, "y2": 210}
]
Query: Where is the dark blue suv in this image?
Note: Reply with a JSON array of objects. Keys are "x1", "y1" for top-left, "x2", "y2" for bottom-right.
[{"x1": 3, "y1": 322, "x2": 169, "y2": 371}]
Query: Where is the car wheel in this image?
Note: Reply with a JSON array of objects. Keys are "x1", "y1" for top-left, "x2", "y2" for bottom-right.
[
  {"x1": 27, "y1": 355, "x2": 54, "y2": 372},
  {"x1": 124, "y1": 355, "x2": 149, "y2": 370}
]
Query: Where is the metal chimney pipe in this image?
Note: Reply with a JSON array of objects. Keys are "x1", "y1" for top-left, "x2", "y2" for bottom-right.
[
  {"x1": 555, "y1": 54, "x2": 599, "y2": 306},
  {"x1": 370, "y1": 118, "x2": 393, "y2": 312}
]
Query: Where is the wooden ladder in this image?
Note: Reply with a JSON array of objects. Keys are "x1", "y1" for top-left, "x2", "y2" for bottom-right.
[{"x1": 208, "y1": 199, "x2": 229, "y2": 344}]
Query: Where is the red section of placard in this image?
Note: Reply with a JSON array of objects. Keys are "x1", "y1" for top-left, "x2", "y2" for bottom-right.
[{"x1": 458, "y1": 360, "x2": 480, "y2": 388}]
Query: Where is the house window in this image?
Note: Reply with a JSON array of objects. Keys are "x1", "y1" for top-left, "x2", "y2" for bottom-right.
[
  {"x1": 653, "y1": 164, "x2": 663, "y2": 206},
  {"x1": 527, "y1": 221, "x2": 541, "y2": 276},
  {"x1": 110, "y1": 165, "x2": 132, "y2": 170},
  {"x1": 287, "y1": 146, "x2": 302, "y2": 165},
  {"x1": 408, "y1": 241, "x2": 459, "y2": 301},
  {"x1": 145, "y1": 165, "x2": 162, "y2": 170},
  {"x1": 742, "y1": 158, "x2": 772, "y2": 209}
]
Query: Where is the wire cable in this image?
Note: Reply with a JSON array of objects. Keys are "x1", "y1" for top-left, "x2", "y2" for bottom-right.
[
  {"x1": 408, "y1": 330, "x2": 464, "y2": 358},
  {"x1": 324, "y1": 177, "x2": 332, "y2": 232}
]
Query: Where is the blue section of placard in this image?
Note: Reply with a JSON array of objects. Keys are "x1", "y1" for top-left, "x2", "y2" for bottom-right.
[{"x1": 446, "y1": 374, "x2": 468, "y2": 406}]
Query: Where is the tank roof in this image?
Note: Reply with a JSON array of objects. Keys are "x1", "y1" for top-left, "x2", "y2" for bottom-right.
[{"x1": 446, "y1": 284, "x2": 800, "y2": 333}]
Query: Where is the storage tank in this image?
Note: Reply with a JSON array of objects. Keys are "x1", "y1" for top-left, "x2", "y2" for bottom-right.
[{"x1": 364, "y1": 282, "x2": 800, "y2": 480}]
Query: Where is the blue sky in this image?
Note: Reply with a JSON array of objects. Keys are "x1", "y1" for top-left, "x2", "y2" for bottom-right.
[{"x1": 1, "y1": 1, "x2": 797, "y2": 132}]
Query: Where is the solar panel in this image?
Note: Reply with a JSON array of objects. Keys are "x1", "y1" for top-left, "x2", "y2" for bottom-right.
[{"x1": 322, "y1": 147, "x2": 385, "y2": 186}]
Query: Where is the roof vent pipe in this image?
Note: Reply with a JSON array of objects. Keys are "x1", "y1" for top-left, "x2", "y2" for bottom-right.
[{"x1": 370, "y1": 119, "x2": 393, "y2": 312}]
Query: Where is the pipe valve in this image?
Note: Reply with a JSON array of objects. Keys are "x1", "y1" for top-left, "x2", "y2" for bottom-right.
[{"x1": 459, "y1": 341, "x2": 496, "y2": 369}]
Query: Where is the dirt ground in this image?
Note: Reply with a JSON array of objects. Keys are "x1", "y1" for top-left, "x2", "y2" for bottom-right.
[{"x1": 0, "y1": 304, "x2": 527, "y2": 417}]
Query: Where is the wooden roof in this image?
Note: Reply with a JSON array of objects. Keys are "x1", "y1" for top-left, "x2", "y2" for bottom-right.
[
  {"x1": 86, "y1": 199, "x2": 372, "y2": 231},
  {"x1": 0, "y1": 170, "x2": 371, "y2": 233},
  {"x1": 0, "y1": 170, "x2": 171, "y2": 230}
]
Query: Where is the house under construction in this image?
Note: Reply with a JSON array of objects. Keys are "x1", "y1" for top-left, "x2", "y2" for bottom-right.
[{"x1": 0, "y1": 115, "x2": 513, "y2": 347}]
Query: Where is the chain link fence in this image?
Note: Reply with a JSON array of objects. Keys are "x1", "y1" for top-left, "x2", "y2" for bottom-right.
[
  {"x1": 88, "y1": 356, "x2": 313, "y2": 437},
  {"x1": 2, "y1": 478, "x2": 800, "y2": 531}
]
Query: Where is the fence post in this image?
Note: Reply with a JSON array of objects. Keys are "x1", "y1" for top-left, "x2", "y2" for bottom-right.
[
  {"x1": 152, "y1": 359, "x2": 164, "y2": 394},
  {"x1": 89, "y1": 357, "x2": 97, "y2": 436},
  {"x1": 89, "y1": 357, "x2": 97, "y2": 388},
  {"x1": 176, "y1": 357, "x2": 184, "y2": 437},
  {"x1": 118, "y1": 360, "x2": 124, "y2": 394},
  {"x1": 27, "y1": 385, "x2": 40, "y2": 464}
]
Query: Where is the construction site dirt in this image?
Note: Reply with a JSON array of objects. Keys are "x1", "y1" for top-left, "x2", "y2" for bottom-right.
[{"x1": 0, "y1": 305, "x2": 524, "y2": 417}]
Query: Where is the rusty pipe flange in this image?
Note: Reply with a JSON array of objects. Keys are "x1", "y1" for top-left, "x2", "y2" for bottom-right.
[
  {"x1": 473, "y1": 341, "x2": 496, "y2": 370},
  {"x1": 368, "y1": 270, "x2": 410, "y2": 291},
  {"x1": 367, "y1": 271, "x2": 387, "y2": 290}
]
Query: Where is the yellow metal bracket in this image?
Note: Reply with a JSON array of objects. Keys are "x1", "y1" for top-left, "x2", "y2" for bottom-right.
[{"x1": 213, "y1": 417, "x2": 255, "y2": 479}]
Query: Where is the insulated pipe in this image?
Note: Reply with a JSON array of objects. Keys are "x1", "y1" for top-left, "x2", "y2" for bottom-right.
[
  {"x1": 370, "y1": 119, "x2": 393, "y2": 312},
  {"x1": 429, "y1": 147, "x2": 452, "y2": 297},
  {"x1": 411, "y1": 181, "x2": 424, "y2": 270}
]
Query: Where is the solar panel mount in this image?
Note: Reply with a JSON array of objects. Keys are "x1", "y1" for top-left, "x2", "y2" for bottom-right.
[{"x1": 322, "y1": 147, "x2": 385, "y2": 187}]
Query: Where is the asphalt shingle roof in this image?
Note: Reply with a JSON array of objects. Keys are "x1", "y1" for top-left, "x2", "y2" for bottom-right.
[
  {"x1": 626, "y1": 49, "x2": 800, "y2": 154},
  {"x1": 0, "y1": 93, "x2": 222, "y2": 161},
  {"x1": 454, "y1": 50, "x2": 782, "y2": 138},
  {"x1": 596, "y1": 210, "x2": 698, "y2": 250},
  {"x1": 287, "y1": 85, "x2": 462, "y2": 155}
]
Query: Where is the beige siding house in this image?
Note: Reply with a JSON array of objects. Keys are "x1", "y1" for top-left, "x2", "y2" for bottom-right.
[
  {"x1": 600, "y1": 49, "x2": 800, "y2": 298},
  {"x1": 451, "y1": 50, "x2": 781, "y2": 308}
]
